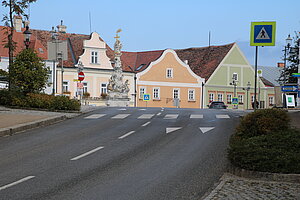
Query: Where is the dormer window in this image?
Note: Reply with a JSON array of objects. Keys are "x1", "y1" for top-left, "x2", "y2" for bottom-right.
[
  {"x1": 91, "y1": 51, "x2": 98, "y2": 64},
  {"x1": 166, "y1": 68, "x2": 173, "y2": 78}
]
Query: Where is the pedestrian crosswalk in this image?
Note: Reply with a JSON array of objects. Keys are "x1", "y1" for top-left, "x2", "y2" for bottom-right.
[{"x1": 84, "y1": 113, "x2": 231, "y2": 120}]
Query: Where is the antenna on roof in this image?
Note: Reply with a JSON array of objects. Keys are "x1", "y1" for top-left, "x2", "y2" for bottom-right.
[
  {"x1": 208, "y1": 31, "x2": 211, "y2": 47},
  {"x1": 89, "y1": 12, "x2": 92, "y2": 34}
]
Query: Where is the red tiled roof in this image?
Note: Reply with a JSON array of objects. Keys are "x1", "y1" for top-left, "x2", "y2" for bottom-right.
[
  {"x1": 121, "y1": 50, "x2": 164, "y2": 72},
  {"x1": 121, "y1": 43, "x2": 234, "y2": 80},
  {"x1": 0, "y1": 26, "x2": 47, "y2": 59},
  {"x1": 175, "y1": 43, "x2": 234, "y2": 80}
]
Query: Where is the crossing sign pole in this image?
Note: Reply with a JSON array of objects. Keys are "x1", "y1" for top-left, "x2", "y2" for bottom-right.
[{"x1": 250, "y1": 21, "x2": 276, "y2": 111}]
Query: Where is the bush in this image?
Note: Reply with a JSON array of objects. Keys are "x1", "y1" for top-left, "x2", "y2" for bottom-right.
[
  {"x1": 235, "y1": 109, "x2": 290, "y2": 138},
  {"x1": 228, "y1": 129, "x2": 300, "y2": 173},
  {"x1": 0, "y1": 90, "x2": 80, "y2": 111}
]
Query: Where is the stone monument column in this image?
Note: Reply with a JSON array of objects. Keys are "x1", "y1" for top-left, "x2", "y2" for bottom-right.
[{"x1": 106, "y1": 29, "x2": 130, "y2": 107}]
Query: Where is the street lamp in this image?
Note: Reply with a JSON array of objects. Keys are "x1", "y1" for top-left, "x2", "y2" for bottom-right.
[
  {"x1": 128, "y1": 66, "x2": 137, "y2": 107},
  {"x1": 284, "y1": 34, "x2": 293, "y2": 84},
  {"x1": 243, "y1": 81, "x2": 251, "y2": 110},
  {"x1": 23, "y1": 25, "x2": 32, "y2": 49},
  {"x1": 230, "y1": 74, "x2": 238, "y2": 109}
]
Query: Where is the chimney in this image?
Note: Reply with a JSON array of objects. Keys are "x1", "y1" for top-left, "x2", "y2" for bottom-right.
[
  {"x1": 13, "y1": 15, "x2": 23, "y2": 32},
  {"x1": 57, "y1": 20, "x2": 67, "y2": 33},
  {"x1": 277, "y1": 62, "x2": 285, "y2": 68}
]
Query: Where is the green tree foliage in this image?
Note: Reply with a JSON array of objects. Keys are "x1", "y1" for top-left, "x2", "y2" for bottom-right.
[
  {"x1": 1, "y1": 0, "x2": 37, "y2": 89},
  {"x1": 10, "y1": 48, "x2": 49, "y2": 94},
  {"x1": 279, "y1": 32, "x2": 299, "y2": 84}
]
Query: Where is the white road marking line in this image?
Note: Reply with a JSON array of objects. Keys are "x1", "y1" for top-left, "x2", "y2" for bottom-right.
[
  {"x1": 199, "y1": 127, "x2": 215, "y2": 134},
  {"x1": 112, "y1": 114, "x2": 130, "y2": 119},
  {"x1": 157, "y1": 112, "x2": 161, "y2": 116},
  {"x1": 138, "y1": 114, "x2": 155, "y2": 119},
  {"x1": 166, "y1": 127, "x2": 182, "y2": 134},
  {"x1": 139, "y1": 109, "x2": 146, "y2": 111},
  {"x1": 142, "y1": 121, "x2": 151, "y2": 127},
  {"x1": 84, "y1": 114, "x2": 106, "y2": 119},
  {"x1": 118, "y1": 131, "x2": 135, "y2": 139},
  {"x1": 118, "y1": 108, "x2": 127, "y2": 111},
  {"x1": 190, "y1": 114, "x2": 204, "y2": 119},
  {"x1": 216, "y1": 115, "x2": 230, "y2": 119},
  {"x1": 164, "y1": 114, "x2": 179, "y2": 119},
  {"x1": 70, "y1": 146, "x2": 104, "y2": 161},
  {"x1": 0, "y1": 176, "x2": 35, "y2": 191}
]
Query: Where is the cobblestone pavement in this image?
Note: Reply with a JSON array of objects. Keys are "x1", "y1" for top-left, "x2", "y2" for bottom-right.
[{"x1": 202, "y1": 173, "x2": 300, "y2": 200}]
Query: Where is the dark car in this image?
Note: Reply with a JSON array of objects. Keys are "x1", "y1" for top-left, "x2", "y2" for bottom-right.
[{"x1": 207, "y1": 101, "x2": 227, "y2": 109}]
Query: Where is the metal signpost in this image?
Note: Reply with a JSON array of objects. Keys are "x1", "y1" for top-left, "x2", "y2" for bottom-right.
[
  {"x1": 250, "y1": 21, "x2": 276, "y2": 111},
  {"x1": 143, "y1": 93, "x2": 150, "y2": 107}
]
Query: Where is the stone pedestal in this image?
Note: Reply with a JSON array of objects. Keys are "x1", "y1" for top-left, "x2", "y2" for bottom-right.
[{"x1": 106, "y1": 92, "x2": 130, "y2": 107}]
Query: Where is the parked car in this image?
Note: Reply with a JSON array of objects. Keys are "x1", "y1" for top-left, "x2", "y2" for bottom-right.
[{"x1": 207, "y1": 101, "x2": 228, "y2": 109}]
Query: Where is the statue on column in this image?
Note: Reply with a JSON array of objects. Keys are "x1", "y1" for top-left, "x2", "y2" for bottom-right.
[{"x1": 106, "y1": 29, "x2": 130, "y2": 106}]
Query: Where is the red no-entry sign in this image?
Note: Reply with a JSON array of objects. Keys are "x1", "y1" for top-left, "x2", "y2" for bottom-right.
[{"x1": 78, "y1": 72, "x2": 85, "y2": 81}]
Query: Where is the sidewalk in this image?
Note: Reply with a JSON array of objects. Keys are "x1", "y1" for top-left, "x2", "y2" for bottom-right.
[{"x1": 0, "y1": 105, "x2": 99, "y2": 137}]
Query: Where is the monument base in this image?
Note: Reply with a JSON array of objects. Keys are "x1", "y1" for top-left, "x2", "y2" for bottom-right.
[{"x1": 106, "y1": 93, "x2": 130, "y2": 107}]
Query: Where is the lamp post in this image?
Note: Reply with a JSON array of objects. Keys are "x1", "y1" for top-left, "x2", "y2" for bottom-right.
[
  {"x1": 230, "y1": 75, "x2": 238, "y2": 109},
  {"x1": 128, "y1": 66, "x2": 137, "y2": 107},
  {"x1": 50, "y1": 27, "x2": 59, "y2": 95},
  {"x1": 283, "y1": 34, "x2": 292, "y2": 108},
  {"x1": 23, "y1": 25, "x2": 32, "y2": 49},
  {"x1": 243, "y1": 81, "x2": 251, "y2": 110}
]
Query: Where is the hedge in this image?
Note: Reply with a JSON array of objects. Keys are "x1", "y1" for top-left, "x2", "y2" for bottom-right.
[{"x1": 0, "y1": 90, "x2": 80, "y2": 111}]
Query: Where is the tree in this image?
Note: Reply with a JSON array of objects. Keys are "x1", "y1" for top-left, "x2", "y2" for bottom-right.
[
  {"x1": 278, "y1": 32, "x2": 299, "y2": 84},
  {"x1": 10, "y1": 48, "x2": 49, "y2": 94},
  {"x1": 1, "y1": 0, "x2": 37, "y2": 90}
]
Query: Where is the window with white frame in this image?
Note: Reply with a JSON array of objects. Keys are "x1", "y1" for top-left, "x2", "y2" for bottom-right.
[
  {"x1": 233, "y1": 73, "x2": 238, "y2": 81},
  {"x1": 166, "y1": 68, "x2": 173, "y2": 78},
  {"x1": 101, "y1": 83, "x2": 107, "y2": 94},
  {"x1": 251, "y1": 95, "x2": 255, "y2": 103},
  {"x1": 269, "y1": 96, "x2": 274, "y2": 106},
  {"x1": 153, "y1": 87, "x2": 160, "y2": 99},
  {"x1": 139, "y1": 87, "x2": 146, "y2": 99},
  {"x1": 91, "y1": 51, "x2": 98, "y2": 64},
  {"x1": 217, "y1": 93, "x2": 223, "y2": 101},
  {"x1": 227, "y1": 94, "x2": 232, "y2": 103},
  {"x1": 173, "y1": 88, "x2": 180, "y2": 99},
  {"x1": 238, "y1": 94, "x2": 244, "y2": 104},
  {"x1": 83, "y1": 82, "x2": 88, "y2": 94},
  {"x1": 209, "y1": 93, "x2": 214, "y2": 102},
  {"x1": 63, "y1": 81, "x2": 69, "y2": 92},
  {"x1": 188, "y1": 89, "x2": 195, "y2": 101},
  {"x1": 48, "y1": 70, "x2": 52, "y2": 83}
]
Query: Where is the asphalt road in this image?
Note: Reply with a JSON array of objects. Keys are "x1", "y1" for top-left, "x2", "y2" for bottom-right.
[{"x1": 0, "y1": 107, "x2": 243, "y2": 200}]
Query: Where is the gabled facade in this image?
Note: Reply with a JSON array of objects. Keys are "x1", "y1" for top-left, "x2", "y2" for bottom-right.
[{"x1": 126, "y1": 49, "x2": 205, "y2": 108}]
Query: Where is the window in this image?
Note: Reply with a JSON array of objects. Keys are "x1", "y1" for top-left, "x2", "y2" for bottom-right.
[
  {"x1": 83, "y1": 82, "x2": 88, "y2": 93},
  {"x1": 139, "y1": 87, "x2": 146, "y2": 99},
  {"x1": 48, "y1": 70, "x2": 52, "y2": 83},
  {"x1": 188, "y1": 89, "x2": 195, "y2": 101},
  {"x1": 166, "y1": 68, "x2": 173, "y2": 78},
  {"x1": 101, "y1": 83, "x2": 107, "y2": 94},
  {"x1": 217, "y1": 93, "x2": 223, "y2": 101},
  {"x1": 251, "y1": 95, "x2": 255, "y2": 103},
  {"x1": 232, "y1": 73, "x2": 238, "y2": 81},
  {"x1": 63, "y1": 81, "x2": 69, "y2": 93},
  {"x1": 91, "y1": 51, "x2": 98, "y2": 64},
  {"x1": 173, "y1": 89, "x2": 180, "y2": 99},
  {"x1": 238, "y1": 94, "x2": 244, "y2": 104},
  {"x1": 209, "y1": 93, "x2": 214, "y2": 102},
  {"x1": 153, "y1": 88, "x2": 160, "y2": 99},
  {"x1": 227, "y1": 94, "x2": 232, "y2": 103},
  {"x1": 269, "y1": 96, "x2": 274, "y2": 106}
]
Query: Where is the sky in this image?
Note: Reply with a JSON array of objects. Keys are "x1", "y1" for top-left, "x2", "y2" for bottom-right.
[{"x1": 1, "y1": 0, "x2": 299, "y2": 66}]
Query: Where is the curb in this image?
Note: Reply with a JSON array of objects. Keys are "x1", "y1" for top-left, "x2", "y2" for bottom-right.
[
  {"x1": 228, "y1": 165, "x2": 300, "y2": 183},
  {"x1": 0, "y1": 115, "x2": 67, "y2": 137}
]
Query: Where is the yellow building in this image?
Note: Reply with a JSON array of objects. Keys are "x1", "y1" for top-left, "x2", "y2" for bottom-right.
[{"x1": 123, "y1": 49, "x2": 204, "y2": 108}]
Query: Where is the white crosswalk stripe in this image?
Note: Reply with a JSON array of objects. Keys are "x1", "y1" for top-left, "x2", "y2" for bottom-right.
[
  {"x1": 216, "y1": 115, "x2": 230, "y2": 119},
  {"x1": 164, "y1": 114, "x2": 179, "y2": 119},
  {"x1": 190, "y1": 114, "x2": 204, "y2": 119},
  {"x1": 112, "y1": 114, "x2": 130, "y2": 119},
  {"x1": 138, "y1": 114, "x2": 155, "y2": 119},
  {"x1": 84, "y1": 114, "x2": 106, "y2": 119}
]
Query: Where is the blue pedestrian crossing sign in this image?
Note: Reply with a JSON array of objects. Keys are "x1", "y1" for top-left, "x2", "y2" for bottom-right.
[
  {"x1": 232, "y1": 97, "x2": 239, "y2": 105},
  {"x1": 143, "y1": 93, "x2": 150, "y2": 101},
  {"x1": 250, "y1": 21, "x2": 276, "y2": 46}
]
